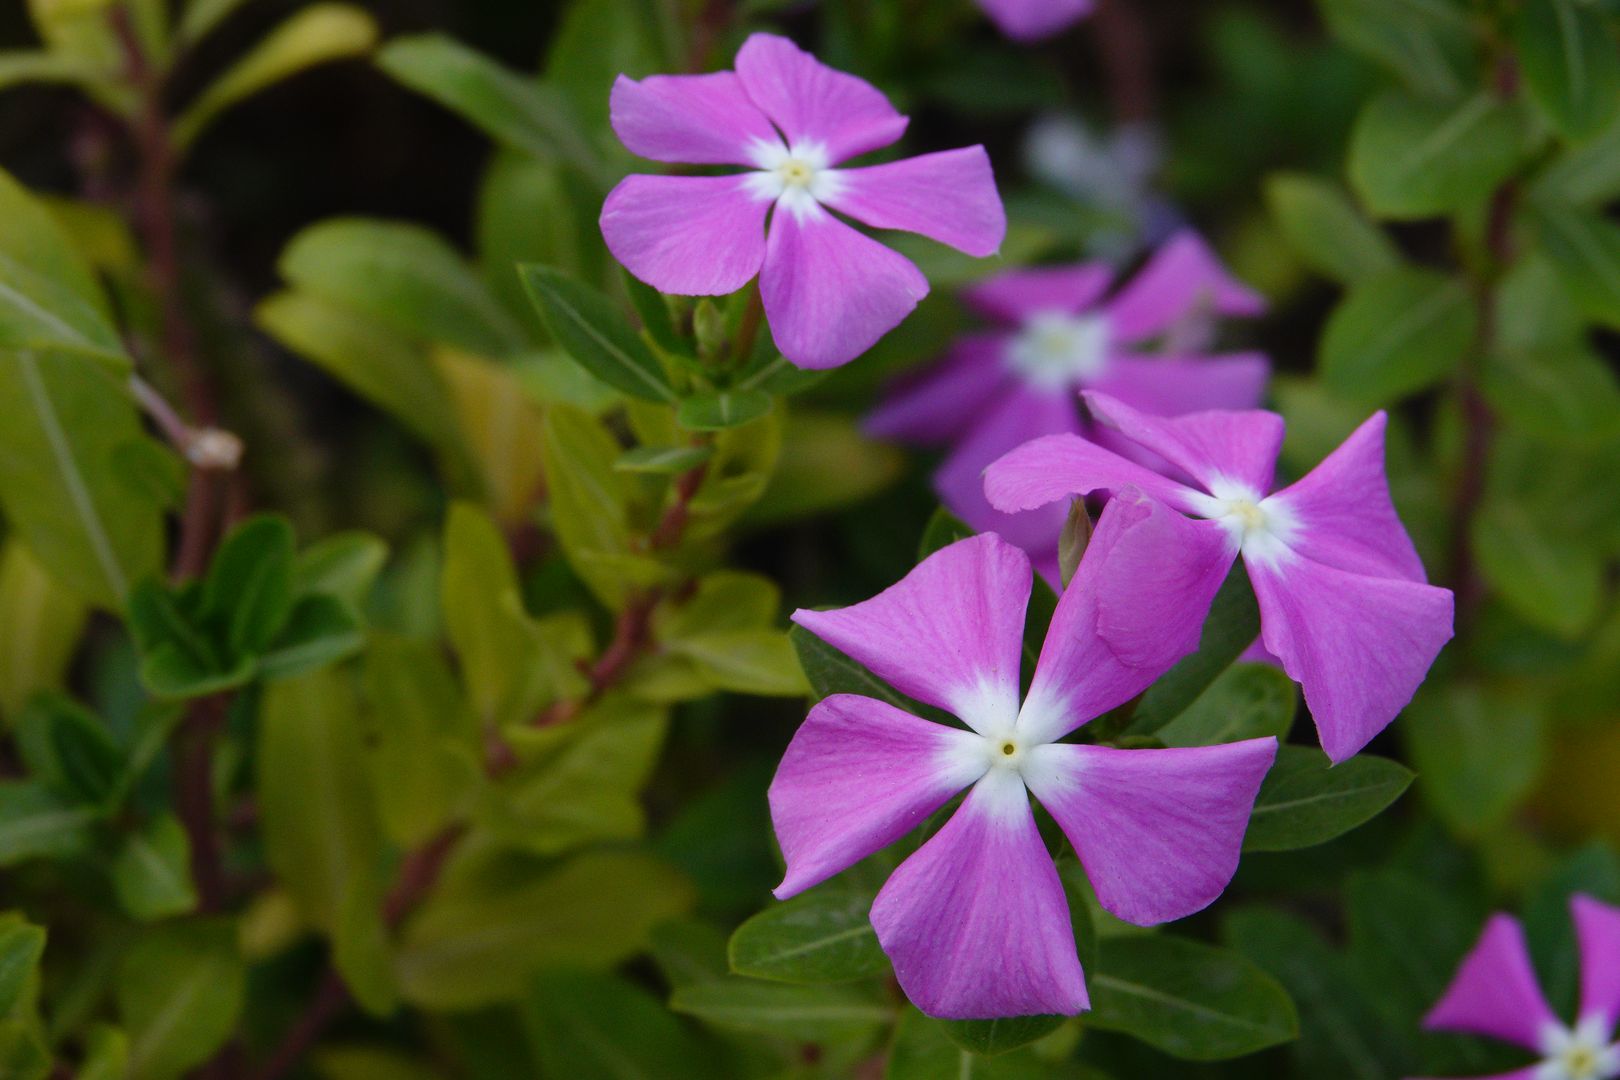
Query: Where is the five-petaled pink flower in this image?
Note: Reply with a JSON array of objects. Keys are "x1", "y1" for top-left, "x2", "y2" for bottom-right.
[
  {"x1": 867, "y1": 231, "x2": 1267, "y2": 570},
  {"x1": 600, "y1": 33, "x2": 1007, "y2": 370},
  {"x1": 984, "y1": 391, "x2": 1455, "y2": 762},
  {"x1": 1420, "y1": 895, "x2": 1620, "y2": 1080},
  {"x1": 771, "y1": 498, "x2": 1277, "y2": 1019},
  {"x1": 978, "y1": 0, "x2": 1095, "y2": 41}
]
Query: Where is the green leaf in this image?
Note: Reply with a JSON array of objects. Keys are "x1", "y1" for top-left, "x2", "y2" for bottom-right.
[
  {"x1": 544, "y1": 0, "x2": 674, "y2": 131},
  {"x1": 520, "y1": 265, "x2": 675, "y2": 403},
  {"x1": 1349, "y1": 91, "x2": 1531, "y2": 220},
  {"x1": 1085, "y1": 935, "x2": 1298, "y2": 1061},
  {"x1": 1314, "y1": 0, "x2": 1473, "y2": 100},
  {"x1": 937, "y1": 1014, "x2": 1065, "y2": 1057},
  {"x1": 677, "y1": 391, "x2": 773, "y2": 431},
  {"x1": 669, "y1": 978, "x2": 888, "y2": 1042},
  {"x1": 259, "y1": 668, "x2": 384, "y2": 932},
  {"x1": 1472, "y1": 496, "x2": 1604, "y2": 638},
  {"x1": 1513, "y1": 0, "x2": 1620, "y2": 141},
  {"x1": 1484, "y1": 346, "x2": 1620, "y2": 445},
  {"x1": 0, "y1": 169, "x2": 124, "y2": 364},
  {"x1": 441, "y1": 503, "x2": 567, "y2": 728},
  {"x1": 747, "y1": 413, "x2": 904, "y2": 526},
  {"x1": 172, "y1": 4, "x2": 379, "y2": 150},
  {"x1": 0, "y1": 914, "x2": 46, "y2": 1016},
  {"x1": 650, "y1": 919, "x2": 731, "y2": 990},
  {"x1": 0, "y1": 1021, "x2": 49, "y2": 1080},
  {"x1": 117, "y1": 920, "x2": 244, "y2": 1080},
  {"x1": 396, "y1": 849, "x2": 694, "y2": 1009},
  {"x1": 1535, "y1": 203, "x2": 1620, "y2": 329},
  {"x1": 1403, "y1": 683, "x2": 1544, "y2": 836},
  {"x1": 1243, "y1": 746, "x2": 1414, "y2": 852},
  {"x1": 178, "y1": 0, "x2": 252, "y2": 42},
  {"x1": 1318, "y1": 267, "x2": 1475, "y2": 406},
  {"x1": 76, "y1": 1027, "x2": 127, "y2": 1080},
  {"x1": 278, "y1": 218, "x2": 527, "y2": 356},
  {"x1": 888, "y1": 1008, "x2": 1055, "y2": 1078},
  {"x1": 1533, "y1": 110, "x2": 1620, "y2": 205},
  {"x1": 541, "y1": 406, "x2": 637, "y2": 606},
  {"x1": 361, "y1": 635, "x2": 471, "y2": 847},
  {"x1": 334, "y1": 877, "x2": 397, "y2": 1018},
  {"x1": 202, "y1": 514, "x2": 297, "y2": 657},
  {"x1": 0, "y1": 781, "x2": 94, "y2": 865},
  {"x1": 1156, "y1": 663, "x2": 1297, "y2": 748},
  {"x1": 255, "y1": 592, "x2": 365, "y2": 681},
  {"x1": 376, "y1": 35, "x2": 609, "y2": 185},
  {"x1": 1224, "y1": 907, "x2": 1411, "y2": 1080},
  {"x1": 0, "y1": 541, "x2": 87, "y2": 722},
  {"x1": 616, "y1": 445, "x2": 713, "y2": 474},
  {"x1": 255, "y1": 291, "x2": 480, "y2": 491},
  {"x1": 0, "y1": 49, "x2": 99, "y2": 91},
  {"x1": 38, "y1": 693, "x2": 121, "y2": 807},
  {"x1": 917, "y1": 508, "x2": 976, "y2": 559},
  {"x1": 294, "y1": 531, "x2": 388, "y2": 611},
  {"x1": 481, "y1": 697, "x2": 668, "y2": 856},
  {"x1": 0, "y1": 349, "x2": 165, "y2": 611},
  {"x1": 522, "y1": 970, "x2": 711, "y2": 1080},
  {"x1": 665, "y1": 629, "x2": 808, "y2": 697},
  {"x1": 1265, "y1": 173, "x2": 1400, "y2": 284},
  {"x1": 113, "y1": 814, "x2": 197, "y2": 921},
  {"x1": 728, "y1": 885, "x2": 886, "y2": 984},
  {"x1": 1131, "y1": 563, "x2": 1261, "y2": 733}
]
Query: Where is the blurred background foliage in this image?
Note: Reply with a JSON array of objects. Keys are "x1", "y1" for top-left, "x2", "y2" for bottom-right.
[{"x1": 1, "y1": 0, "x2": 1619, "y2": 1078}]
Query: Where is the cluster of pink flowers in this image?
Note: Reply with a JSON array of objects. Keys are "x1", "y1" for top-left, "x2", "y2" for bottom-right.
[{"x1": 602, "y1": 33, "x2": 1454, "y2": 1021}]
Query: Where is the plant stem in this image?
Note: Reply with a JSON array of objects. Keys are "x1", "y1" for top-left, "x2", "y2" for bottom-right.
[
  {"x1": 174, "y1": 694, "x2": 229, "y2": 914},
  {"x1": 1092, "y1": 0, "x2": 1155, "y2": 126}
]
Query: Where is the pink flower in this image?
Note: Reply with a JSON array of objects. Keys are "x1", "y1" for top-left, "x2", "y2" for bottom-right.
[
  {"x1": 772, "y1": 497, "x2": 1276, "y2": 1019},
  {"x1": 600, "y1": 33, "x2": 1007, "y2": 370},
  {"x1": 984, "y1": 391, "x2": 1455, "y2": 762},
  {"x1": 1421, "y1": 895, "x2": 1620, "y2": 1080},
  {"x1": 978, "y1": 0, "x2": 1096, "y2": 41},
  {"x1": 867, "y1": 231, "x2": 1267, "y2": 572}
]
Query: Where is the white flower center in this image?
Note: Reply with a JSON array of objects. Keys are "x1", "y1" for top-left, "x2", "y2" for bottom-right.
[
  {"x1": 1184, "y1": 479, "x2": 1299, "y2": 569},
  {"x1": 1538, "y1": 1018, "x2": 1620, "y2": 1080},
  {"x1": 983, "y1": 731, "x2": 1027, "y2": 771},
  {"x1": 746, "y1": 138, "x2": 842, "y2": 221},
  {"x1": 1007, "y1": 311, "x2": 1111, "y2": 391}
]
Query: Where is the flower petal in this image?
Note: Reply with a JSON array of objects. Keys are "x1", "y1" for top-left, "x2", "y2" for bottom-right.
[
  {"x1": 866, "y1": 332, "x2": 1015, "y2": 444},
  {"x1": 791, "y1": 533, "x2": 1030, "y2": 734},
  {"x1": 1106, "y1": 229, "x2": 1267, "y2": 344},
  {"x1": 769, "y1": 694, "x2": 986, "y2": 898},
  {"x1": 1251, "y1": 555, "x2": 1454, "y2": 763},
  {"x1": 601, "y1": 175, "x2": 768, "y2": 295},
  {"x1": 1266, "y1": 411, "x2": 1428, "y2": 582},
  {"x1": 760, "y1": 206, "x2": 928, "y2": 369},
  {"x1": 1022, "y1": 738, "x2": 1277, "y2": 925},
  {"x1": 963, "y1": 263, "x2": 1114, "y2": 325},
  {"x1": 977, "y1": 0, "x2": 1096, "y2": 41},
  {"x1": 1088, "y1": 351, "x2": 1270, "y2": 416},
  {"x1": 934, "y1": 384, "x2": 1080, "y2": 556},
  {"x1": 1424, "y1": 914, "x2": 1559, "y2": 1052},
  {"x1": 1083, "y1": 391, "x2": 1285, "y2": 497},
  {"x1": 1018, "y1": 493, "x2": 1235, "y2": 744},
  {"x1": 1572, "y1": 894, "x2": 1620, "y2": 1033},
  {"x1": 734, "y1": 33, "x2": 908, "y2": 164},
  {"x1": 871, "y1": 768, "x2": 1087, "y2": 1019},
  {"x1": 822, "y1": 147, "x2": 1006, "y2": 257},
  {"x1": 609, "y1": 72, "x2": 781, "y2": 165},
  {"x1": 983, "y1": 432, "x2": 1201, "y2": 517}
]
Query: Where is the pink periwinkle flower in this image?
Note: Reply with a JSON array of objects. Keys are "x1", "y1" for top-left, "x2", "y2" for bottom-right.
[
  {"x1": 600, "y1": 33, "x2": 1007, "y2": 370},
  {"x1": 978, "y1": 0, "x2": 1095, "y2": 41},
  {"x1": 1420, "y1": 895, "x2": 1620, "y2": 1080},
  {"x1": 867, "y1": 231, "x2": 1268, "y2": 569},
  {"x1": 771, "y1": 496, "x2": 1277, "y2": 1019},
  {"x1": 984, "y1": 391, "x2": 1455, "y2": 762}
]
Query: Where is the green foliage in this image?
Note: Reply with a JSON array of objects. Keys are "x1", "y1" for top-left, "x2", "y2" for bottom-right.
[
  {"x1": 728, "y1": 884, "x2": 887, "y2": 984},
  {"x1": 1318, "y1": 267, "x2": 1475, "y2": 406},
  {"x1": 1349, "y1": 91, "x2": 1532, "y2": 220},
  {"x1": 1244, "y1": 747, "x2": 1414, "y2": 852},
  {"x1": 1084, "y1": 936, "x2": 1298, "y2": 1061}
]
